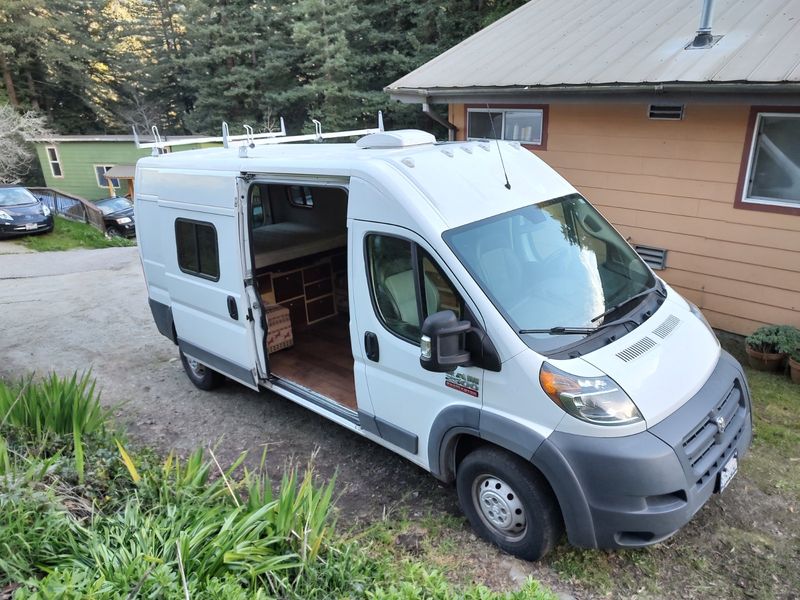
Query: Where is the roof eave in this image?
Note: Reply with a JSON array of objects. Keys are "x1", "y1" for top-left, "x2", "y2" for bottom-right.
[{"x1": 386, "y1": 82, "x2": 800, "y2": 105}]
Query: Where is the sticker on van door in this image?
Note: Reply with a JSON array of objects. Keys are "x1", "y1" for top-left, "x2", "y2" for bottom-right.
[{"x1": 445, "y1": 371, "x2": 480, "y2": 397}]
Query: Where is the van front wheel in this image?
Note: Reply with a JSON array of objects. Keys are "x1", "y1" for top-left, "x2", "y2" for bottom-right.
[
  {"x1": 180, "y1": 349, "x2": 224, "y2": 390},
  {"x1": 456, "y1": 446, "x2": 562, "y2": 561}
]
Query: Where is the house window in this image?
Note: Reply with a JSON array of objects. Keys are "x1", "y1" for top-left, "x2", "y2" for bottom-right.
[
  {"x1": 740, "y1": 111, "x2": 800, "y2": 211},
  {"x1": 46, "y1": 146, "x2": 63, "y2": 177},
  {"x1": 94, "y1": 165, "x2": 120, "y2": 189},
  {"x1": 467, "y1": 107, "x2": 545, "y2": 146},
  {"x1": 175, "y1": 219, "x2": 220, "y2": 281}
]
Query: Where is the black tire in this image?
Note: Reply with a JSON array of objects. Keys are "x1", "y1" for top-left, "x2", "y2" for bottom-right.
[
  {"x1": 456, "y1": 446, "x2": 563, "y2": 561},
  {"x1": 106, "y1": 226, "x2": 122, "y2": 238},
  {"x1": 180, "y1": 349, "x2": 224, "y2": 390}
]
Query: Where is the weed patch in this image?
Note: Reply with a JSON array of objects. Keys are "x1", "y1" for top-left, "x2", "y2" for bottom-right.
[{"x1": 19, "y1": 216, "x2": 134, "y2": 251}]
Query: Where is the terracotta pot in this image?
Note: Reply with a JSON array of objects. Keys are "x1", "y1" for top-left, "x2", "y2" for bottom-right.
[
  {"x1": 789, "y1": 357, "x2": 800, "y2": 384},
  {"x1": 745, "y1": 345, "x2": 786, "y2": 372}
]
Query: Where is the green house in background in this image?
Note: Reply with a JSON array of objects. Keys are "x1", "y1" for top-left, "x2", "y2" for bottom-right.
[{"x1": 27, "y1": 135, "x2": 214, "y2": 201}]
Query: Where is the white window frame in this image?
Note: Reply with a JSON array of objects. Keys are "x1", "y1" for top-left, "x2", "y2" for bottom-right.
[
  {"x1": 46, "y1": 146, "x2": 63, "y2": 178},
  {"x1": 94, "y1": 164, "x2": 119, "y2": 189},
  {"x1": 741, "y1": 111, "x2": 800, "y2": 210},
  {"x1": 466, "y1": 107, "x2": 544, "y2": 146}
]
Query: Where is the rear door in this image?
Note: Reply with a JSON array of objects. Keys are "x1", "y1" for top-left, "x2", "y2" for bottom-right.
[{"x1": 163, "y1": 173, "x2": 261, "y2": 389}]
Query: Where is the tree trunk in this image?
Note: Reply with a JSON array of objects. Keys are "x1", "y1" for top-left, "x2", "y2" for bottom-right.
[
  {"x1": 0, "y1": 55, "x2": 19, "y2": 107},
  {"x1": 26, "y1": 72, "x2": 40, "y2": 110}
]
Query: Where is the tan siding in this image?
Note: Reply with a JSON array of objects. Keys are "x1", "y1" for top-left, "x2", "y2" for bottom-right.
[{"x1": 453, "y1": 102, "x2": 800, "y2": 335}]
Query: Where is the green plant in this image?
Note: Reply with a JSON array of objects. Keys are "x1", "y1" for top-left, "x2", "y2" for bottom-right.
[{"x1": 745, "y1": 325, "x2": 800, "y2": 355}]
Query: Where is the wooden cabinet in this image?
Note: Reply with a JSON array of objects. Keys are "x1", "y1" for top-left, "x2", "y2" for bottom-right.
[{"x1": 263, "y1": 257, "x2": 338, "y2": 330}]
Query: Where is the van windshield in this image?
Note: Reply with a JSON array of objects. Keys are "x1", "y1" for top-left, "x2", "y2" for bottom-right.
[{"x1": 444, "y1": 194, "x2": 655, "y2": 351}]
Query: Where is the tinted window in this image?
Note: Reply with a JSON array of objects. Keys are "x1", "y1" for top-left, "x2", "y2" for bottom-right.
[
  {"x1": 287, "y1": 185, "x2": 314, "y2": 208},
  {"x1": 175, "y1": 219, "x2": 219, "y2": 280}
]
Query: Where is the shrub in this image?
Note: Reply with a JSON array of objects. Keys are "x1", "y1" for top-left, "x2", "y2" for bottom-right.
[{"x1": 745, "y1": 325, "x2": 800, "y2": 355}]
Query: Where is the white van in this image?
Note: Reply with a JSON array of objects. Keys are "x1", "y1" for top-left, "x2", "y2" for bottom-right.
[{"x1": 135, "y1": 127, "x2": 752, "y2": 560}]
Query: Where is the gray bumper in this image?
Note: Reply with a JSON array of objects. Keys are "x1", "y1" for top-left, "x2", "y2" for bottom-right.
[{"x1": 532, "y1": 351, "x2": 752, "y2": 549}]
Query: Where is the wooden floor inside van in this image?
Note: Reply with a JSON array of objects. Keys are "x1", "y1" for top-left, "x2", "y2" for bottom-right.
[{"x1": 268, "y1": 317, "x2": 357, "y2": 410}]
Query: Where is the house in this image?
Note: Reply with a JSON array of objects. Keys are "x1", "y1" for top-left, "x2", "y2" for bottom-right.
[
  {"x1": 386, "y1": 0, "x2": 800, "y2": 336},
  {"x1": 27, "y1": 135, "x2": 214, "y2": 201}
]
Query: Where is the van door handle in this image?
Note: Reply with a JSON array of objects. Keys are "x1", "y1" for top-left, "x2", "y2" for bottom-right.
[
  {"x1": 364, "y1": 331, "x2": 379, "y2": 362},
  {"x1": 227, "y1": 296, "x2": 239, "y2": 320}
]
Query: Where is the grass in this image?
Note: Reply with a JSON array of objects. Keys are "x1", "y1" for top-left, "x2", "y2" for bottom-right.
[
  {"x1": 17, "y1": 216, "x2": 134, "y2": 251},
  {"x1": 0, "y1": 373, "x2": 556, "y2": 599}
]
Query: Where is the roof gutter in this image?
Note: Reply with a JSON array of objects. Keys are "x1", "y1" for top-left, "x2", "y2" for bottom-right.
[{"x1": 387, "y1": 82, "x2": 800, "y2": 105}]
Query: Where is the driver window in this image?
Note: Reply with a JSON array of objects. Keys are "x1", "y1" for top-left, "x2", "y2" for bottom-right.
[{"x1": 366, "y1": 234, "x2": 464, "y2": 344}]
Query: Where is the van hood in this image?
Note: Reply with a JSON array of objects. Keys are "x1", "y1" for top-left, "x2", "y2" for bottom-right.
[{"x1": 579, "y1": 291, "x2": 720, "y2": 427}]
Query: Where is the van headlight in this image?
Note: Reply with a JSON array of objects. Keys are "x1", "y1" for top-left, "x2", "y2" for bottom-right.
[{"x1": 539, "y1": 363, "x2": 642, "y2": 426}]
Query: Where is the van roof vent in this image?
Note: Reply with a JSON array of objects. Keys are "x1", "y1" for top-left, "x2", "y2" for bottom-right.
[
  {"x1": 616, "y1": 336, "x2": 657, "y2": 362},
  {"x1": 648, "y1": 105, "x2": 684, "y2": 120},
  {"x1": 634, "y1": 244, "x2": 668, "y2": 270},
  {"x1": 356, "y1": 129, "x2": 436, "y2": 149}
]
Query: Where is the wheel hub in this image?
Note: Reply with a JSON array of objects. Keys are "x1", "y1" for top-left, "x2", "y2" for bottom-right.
[
  {"x1": 187, "y1": 356, "x2": 205, "y2": 377},
  {"x1": 474, "y1": 475, "x2": 526, "y2": 539}
]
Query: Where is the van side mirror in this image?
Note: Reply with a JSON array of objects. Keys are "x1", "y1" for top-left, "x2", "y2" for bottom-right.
[{"x1": 420, "y1": 310, "x2": 471, "y2": 372}]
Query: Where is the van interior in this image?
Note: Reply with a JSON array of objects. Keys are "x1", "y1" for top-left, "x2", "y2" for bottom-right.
[{"x1": 248, "y1": 183, "x2": 355, "y2": 409}]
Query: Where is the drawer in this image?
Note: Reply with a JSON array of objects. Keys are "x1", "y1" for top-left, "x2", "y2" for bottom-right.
[
  {"x1": 273, "y1": 271, "x2": 303, "y2": 302},
  {"x1": 303, "y1": 263, "x2": 331, "y2": 284},
  {"x1": 304, "y1": 278, "x2": 333, "y2": 300},
  {"x1": 306, "y1": 295, "x2": 335, "y2": 323},
  {"x1": 280, "y1": 298, "x2": 307, "y2": 329}
]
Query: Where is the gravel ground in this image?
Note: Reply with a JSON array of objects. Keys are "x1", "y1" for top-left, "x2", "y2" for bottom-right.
[{"x1": 1, "y1": 243, "x2": 796, "y2": 599}]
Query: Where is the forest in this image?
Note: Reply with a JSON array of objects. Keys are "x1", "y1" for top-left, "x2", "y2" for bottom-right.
[{"x1": 0, "y1": 0, "x2": 526, "y2": 138}]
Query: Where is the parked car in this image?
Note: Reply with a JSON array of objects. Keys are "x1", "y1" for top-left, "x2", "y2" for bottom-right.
[
  {"x1": 0, "y1": 186, "x2": 54, "y2": 237},
  {"x1": 94, "y1": 196, "x2": 136, "y2": 237}
]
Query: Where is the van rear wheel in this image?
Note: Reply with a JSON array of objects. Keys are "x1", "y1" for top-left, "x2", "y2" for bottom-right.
[
  {"x1": 456, "y1": 446, "x2": 562, "y2": 561},
  {"x1": 180, "y1": 349, "x2": 224, "y2": 390}
]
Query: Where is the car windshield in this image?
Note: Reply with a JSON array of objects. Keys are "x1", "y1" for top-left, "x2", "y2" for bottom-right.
[
  {"x1": 0, "y1": 187, "x2": 38, "y2": 207},
  {"x1": 444, "y1": 194, "x2": 655, "y2": 351},
  {"x1": 95, "y1": 197, "x2": 132, "y2": 215}
]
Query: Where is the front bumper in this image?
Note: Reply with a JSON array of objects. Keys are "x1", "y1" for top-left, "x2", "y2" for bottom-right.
[
  {"x1": 532, "y1": 351, "x2": 752, "y2": 549},
  {"x1": 0, "y1": 216, "x2": 54, "y2": 237}
]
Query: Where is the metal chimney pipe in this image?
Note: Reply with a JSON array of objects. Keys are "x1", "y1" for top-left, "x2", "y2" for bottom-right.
[{"x1": 691, "y1": 0, "x2": 715, "y2": 48}]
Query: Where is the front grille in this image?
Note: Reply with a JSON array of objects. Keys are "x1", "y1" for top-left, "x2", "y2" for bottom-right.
[{"x1": 681, "y1": 380, "x2": 746, "y2": 488}]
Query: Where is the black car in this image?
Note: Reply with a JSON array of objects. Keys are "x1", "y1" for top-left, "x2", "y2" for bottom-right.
[
  {"x1": 0, "y1": 186, "x2": 54, "y2": 238},
  {"x1": 95, "y1": 196, "x2": 136, "y2": 237}
]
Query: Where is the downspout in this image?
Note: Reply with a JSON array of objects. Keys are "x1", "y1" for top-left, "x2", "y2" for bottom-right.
[{"x1": 422, "y1": 101, "x2": 457, "y2": 141}]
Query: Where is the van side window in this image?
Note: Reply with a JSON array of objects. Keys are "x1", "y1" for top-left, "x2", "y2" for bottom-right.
[
  {"x1": 175, "y1": 219, "x2": 220, "y2": 281},
  {"x1": 366, "y1": 234, "x2": 464, "y2": 344},
  {"x1": 287, "y1": 185, "x2": 314, "y2": 208}
]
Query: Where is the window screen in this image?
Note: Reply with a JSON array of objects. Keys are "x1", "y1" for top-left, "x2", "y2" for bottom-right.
[
  {"x1": 745, "y1": 113, "x2": 800, "y2": 207},
  {"x1": 467, "y1": 108, "x2": 544, "y2": 145},
  {"x1": 175, "y1": 219, "x2": 220, "y2": 280}
]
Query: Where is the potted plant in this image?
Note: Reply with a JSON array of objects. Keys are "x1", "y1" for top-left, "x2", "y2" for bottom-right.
[
  {"x1": 744, "y1": 325, "x2": 800, "y2": 372},
  {"x1": 789, "y1": 348, "x2": 800, "y2": 384}
]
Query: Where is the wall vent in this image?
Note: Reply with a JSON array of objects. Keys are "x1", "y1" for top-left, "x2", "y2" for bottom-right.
[
  {"x1": 634, "y1": 244, "x2": 668, "y2": 270},
  {"x1": 648, "y1": 105, "x2": 684, "y2": 120}
]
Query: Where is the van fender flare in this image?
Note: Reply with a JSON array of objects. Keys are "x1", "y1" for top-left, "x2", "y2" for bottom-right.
[
  {"x1": 428, "y1": 405, "x2": 548, "y2": 480},
  {"x1": 429, "y1": 405, "x2": 596, "y2": 548}
]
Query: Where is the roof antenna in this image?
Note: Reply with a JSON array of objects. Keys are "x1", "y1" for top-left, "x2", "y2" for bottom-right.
[{"x1": 486, "y1": 104, "x2": 511, "y2": 190}]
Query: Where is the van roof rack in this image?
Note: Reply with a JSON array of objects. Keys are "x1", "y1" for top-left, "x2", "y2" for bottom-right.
[{"x1": 133, "y1": 112, "x2": 385, "y2": 156}]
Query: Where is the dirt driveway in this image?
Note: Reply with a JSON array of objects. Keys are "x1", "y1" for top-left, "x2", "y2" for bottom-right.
[{"x1": 1, "y1": 245, "x2": 797, "y2": 599}]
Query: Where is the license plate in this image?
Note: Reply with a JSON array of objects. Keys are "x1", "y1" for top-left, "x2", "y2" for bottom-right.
[
  {"x1": 719, "y1": 453, "x2": 738, "y2": 492},
  {"x1": 25, "y1": 223, "x2": 38, "y2": 230}
]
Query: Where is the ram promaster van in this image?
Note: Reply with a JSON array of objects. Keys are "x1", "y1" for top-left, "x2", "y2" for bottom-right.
[{"x1": 135, "y1": 124, "x2": 752, "y2": 560}]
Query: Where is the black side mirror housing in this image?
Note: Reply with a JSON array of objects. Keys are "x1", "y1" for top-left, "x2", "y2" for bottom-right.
[{"x1": 420, "y1": 310, "x2": 471, "y2": 372}]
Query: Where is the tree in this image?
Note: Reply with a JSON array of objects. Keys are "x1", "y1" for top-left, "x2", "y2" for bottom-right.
[{"x1": 0, "y1": 104, "x2": 50, "y2": 184}]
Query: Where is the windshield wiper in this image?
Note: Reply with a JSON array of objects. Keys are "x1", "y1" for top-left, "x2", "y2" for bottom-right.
[
  {"x1": 590, "y1": 283, "x2": 665, "y2": 324},
  {"x1": 519, "y1": 318, "x2": 639, "y2": 336}
]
